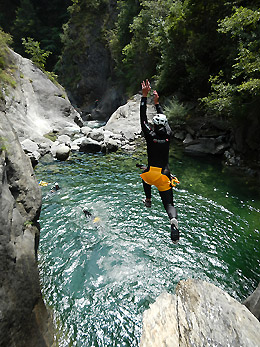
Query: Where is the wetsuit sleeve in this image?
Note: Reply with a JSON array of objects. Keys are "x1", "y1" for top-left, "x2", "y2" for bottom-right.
[
  {"x1": 140, "y1": 97, "x2": 151, "y2": 136},
  {"x1": 155, "y1": 103, "x2": 164, "y2": 114}
]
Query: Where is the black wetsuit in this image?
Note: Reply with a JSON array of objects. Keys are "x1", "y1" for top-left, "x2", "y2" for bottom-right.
[{"x1": 140, "y1": 96, "x2": 177, "y2": 220}]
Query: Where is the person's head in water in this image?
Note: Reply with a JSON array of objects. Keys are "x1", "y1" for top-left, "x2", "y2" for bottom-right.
[
  {"x1": 152, "y1": 113, "x2": 167, "y2": 135},
  {"x1": 83, "y1": 207, "x2": 92, "y2": 218},
  {"x1": 50, "y1": 182, "x2": 60, "y2": 193}
]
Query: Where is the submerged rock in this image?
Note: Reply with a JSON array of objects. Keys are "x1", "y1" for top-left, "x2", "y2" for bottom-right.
[{"x1": 140, "y1": 279, "x2": 260, "y2": 347}]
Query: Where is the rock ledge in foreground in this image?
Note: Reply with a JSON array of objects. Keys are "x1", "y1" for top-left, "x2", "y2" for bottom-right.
[{"x1": 140, "y1": 279, "x2": 260, "y2": 347}]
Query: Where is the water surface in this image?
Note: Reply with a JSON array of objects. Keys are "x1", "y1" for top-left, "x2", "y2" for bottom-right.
[{"x1": 36, "y1": 148, "x2": 260, "y2": 346}]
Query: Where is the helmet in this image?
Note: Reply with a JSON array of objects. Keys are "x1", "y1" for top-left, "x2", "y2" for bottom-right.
[{"x1": 152, "y1": 113, "x2": 167, "y2": 126}]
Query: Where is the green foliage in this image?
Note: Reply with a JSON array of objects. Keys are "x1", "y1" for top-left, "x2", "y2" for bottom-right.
[
  {"x1": 108, "y1": 0, "x2": 171, "y2": 92},
  {"x1": 68, "y1": 0, "x2": 108, "y2": 14},
  {"x1": 1, "y1": 0, "x2": 259, "y2": 127},
  {"x1": 164, "y1": 96, "x2": 190, "y2": 126},
  {"x1": 108, "y1": 0, "x2": 232, "y2": 99},
  {"x1": 0, "y1": 0, "x2": 71, "y2": 72},
  {"x1": 0, "y1": 136, "x2": 8, "y2": 152},
  {"x1": 24, "y1": 220, "x2": 33, "y2": 227},
  {"x1": 201, "y1": 6, "x2": 260, "y2": 119},
  {"x1": 13, "y1": 0, "x2": 38, "y2": 41},
  {"x1": 22, "y1": 37, "x2": 52, "y2": 70},
  {"x1": 218, "y1": 6, "x2": 260, "y2": 38},
  {"x1": 0, "y1": 28, "x2": 16, "y2": 99},
  {"x1": 58, "y1": 0, "x2": 110, "y2": 91}
]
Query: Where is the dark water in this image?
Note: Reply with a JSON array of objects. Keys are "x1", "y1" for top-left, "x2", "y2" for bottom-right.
[{"x1": 36, "y1": 147, "x2": 260, "y2": 346}]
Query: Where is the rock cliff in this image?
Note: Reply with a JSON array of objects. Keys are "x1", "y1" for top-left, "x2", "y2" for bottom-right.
[
  {"x1": 0, "y1": 112, "x2": 53, "y2": 346},
  {"x1": 4, "y1": 49, "x2": 82, "y2": 144},
  {"x1": 58, "y1": 0, "x2": 126, "y2": 120},
  {"x1": 140, "y1": 279, "x2": 260, "y2": 347}
]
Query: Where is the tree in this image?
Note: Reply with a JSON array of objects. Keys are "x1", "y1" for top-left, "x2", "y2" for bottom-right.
[
  {"x1": 201, "y1": 6, "x2": 260, "y2": 119},
  {"x1": 12, "y1": 0, "x2": 39, "y2": 53},
  {"x1": 22, "y1": 37, "x2": 51, "y2": 70}
]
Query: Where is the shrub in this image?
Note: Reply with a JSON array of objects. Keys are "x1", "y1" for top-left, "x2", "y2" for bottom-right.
[
  {"x1": 0, "y1": 28, "x2": 16, "y2": 99},
  {"x1": 164, "y1": 96, "x2": 190, "y2": 126},
  {"x1": 22, "y1": 37, "x2": 52, "y2": 70}
]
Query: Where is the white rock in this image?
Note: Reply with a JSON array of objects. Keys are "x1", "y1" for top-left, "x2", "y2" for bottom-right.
[
  {"x1": 140, "y1": 279, "x2": 260, "y2": 347},
  {"x1": 88, "y1": 128, "x2": 104, "y2": 142},
  {"x1": 104, "y1": 94, "x2": 155, "y2": 140},
  {"x1": 57, "y1": 134, "x2": 71, "y2": 145},
  {"x1": 21, "y1": 139, "x2": 39, "y2": 153},
  {"x1": 55, "y1": 144, "x2": 70, "y2": 161},
  {"x1": 80, "y1": 126, "x2": 92, "y2": 136}
]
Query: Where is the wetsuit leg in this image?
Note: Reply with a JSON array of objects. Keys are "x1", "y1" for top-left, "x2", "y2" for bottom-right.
[
  {"x1": 159, "y1": 188, "x2": 177, "y2": 220},
  {"x1": 142, "y1": 180, "x2": 152, "y2": 199}
]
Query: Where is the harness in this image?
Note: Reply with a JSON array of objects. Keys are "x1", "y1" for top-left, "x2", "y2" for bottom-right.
[{"x1": 140, "y1": 166, "x2": 180, "y2": 192}]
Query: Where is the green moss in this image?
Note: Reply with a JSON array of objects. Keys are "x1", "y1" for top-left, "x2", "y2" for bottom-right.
[
  {"x1": 44, "y1": 131, "x2": 58, "y2": 142},
  {"x1": 0, "y1": 136, "x2": 8, "y2": 153},
  {"x1": 0, "y1": 29, "x2": 16, "y2": 99},
  {"x1": 24, "y1": 220, "x2": 33, "y2": 227}
]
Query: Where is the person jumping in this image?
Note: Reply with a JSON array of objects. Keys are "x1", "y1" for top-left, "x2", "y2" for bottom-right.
[{"x1": 139, "y1": 79, "x2": 180, "y2": 244}]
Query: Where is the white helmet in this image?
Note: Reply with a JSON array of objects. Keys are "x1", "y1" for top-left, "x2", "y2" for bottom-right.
[{"x1": 152, "y1": 113, "x2": 167, "y2": 126}]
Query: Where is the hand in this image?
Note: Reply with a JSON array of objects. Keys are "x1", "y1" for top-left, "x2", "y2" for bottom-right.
[
  {"x1": 153, "y1": 90, "x2": 159, "y2": 104},
  {"x1": 141, "y1": 79, "x2": 151, "y2": 97}
]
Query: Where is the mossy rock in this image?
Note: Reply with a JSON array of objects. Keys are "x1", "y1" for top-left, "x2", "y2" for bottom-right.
[{"x1": 44, "y1": 132, "x2": 58, "y2": 142}]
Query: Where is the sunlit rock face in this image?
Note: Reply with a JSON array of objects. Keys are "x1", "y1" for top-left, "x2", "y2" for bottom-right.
[
  {"x1": 0, "y1": 113, "x2": 53, "y2": 346},
  {"x1": 4, "y1": 49, "x2": 82, "y2": 144},
  {"x1": 140, "y1": 279, "x2": 260, "y2": 347}
]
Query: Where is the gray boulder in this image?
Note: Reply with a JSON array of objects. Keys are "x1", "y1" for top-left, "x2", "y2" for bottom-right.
[
  {"x1": 88, "y1": 128, "x2": 105, "y2": 142},
  {"x1": 81, "y1": 126, "x2": 92, "y2": 136},
  {"x1": 102, "y1": 138, "x2": 119, "y2": 153},
  {"x1": 79, "y1": 138, "x2": 102, "y2": 153},
  {"x1": 21, "y1": 138, "x2": 39, "y2": 153},
  {"x1": 140, "y1": 279, "x2": 260, "y2": 347},
  {"x1": 21, "y1": 139, "x2": 41, "y2": 167},
  {"x1": 55, "y1": 144, "x2": 71, "y2": 161},
  {"x1": 60, "y1": 125, "x2": 81, "y2": 137},
  {"x1": 183, "y1": 133, "x2": 193, "y2": 144},
  {"x1": 184, "y1": 137, "x2": 229, "y2": 155},
  {"x1": 57, "y1": 134, "x2": 72, "y2": 146},
  {"x1": 104, "y1": 94, "x2": 155, "y2": 141}
]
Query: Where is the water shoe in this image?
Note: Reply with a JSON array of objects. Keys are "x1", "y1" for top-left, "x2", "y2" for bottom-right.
[
  {"x1": 143, "y1": 198, "x2": 151, "y2": 208},
  {"x1": 170, "y1": 218, "x2": 179, "y2": 244}
]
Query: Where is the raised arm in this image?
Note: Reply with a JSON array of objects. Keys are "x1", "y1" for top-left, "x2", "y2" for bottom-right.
[
  {"x1": 140, "y1": 80, "x2": 151, "y2": 132},
  {"x1": 153, "y1": 89, "x2": 173, "y2": 136},
  {"x1": 153, "y1": 90, "x2": 164, "y2": 114}
]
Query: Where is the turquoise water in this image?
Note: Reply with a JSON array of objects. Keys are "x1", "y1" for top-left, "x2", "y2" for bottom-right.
[{"x1": 36, "y1": 148, "x2": 260, "y2": 346}]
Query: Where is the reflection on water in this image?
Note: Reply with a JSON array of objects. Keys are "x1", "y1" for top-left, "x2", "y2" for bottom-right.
[{"x1": 36, "y1": 150, "x2": 260, "y2": 346}]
